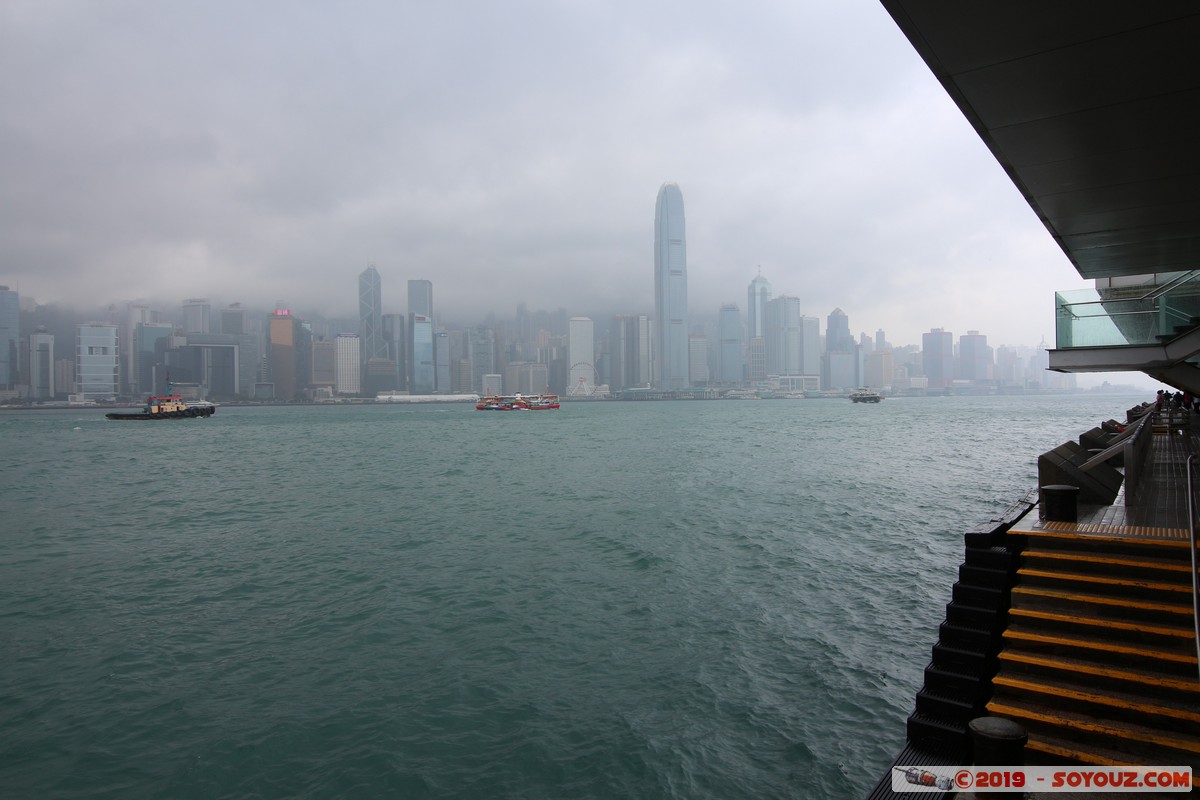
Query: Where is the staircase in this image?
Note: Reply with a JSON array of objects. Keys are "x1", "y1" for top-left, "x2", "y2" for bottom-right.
[{"x1": 985, "y1": 528, "x2": 1200, "y2": 780}]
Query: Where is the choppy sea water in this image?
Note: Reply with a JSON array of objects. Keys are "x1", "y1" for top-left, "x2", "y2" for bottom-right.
[{"x1": 0, "y1": 394, "x2": 1147, "y2": 799}]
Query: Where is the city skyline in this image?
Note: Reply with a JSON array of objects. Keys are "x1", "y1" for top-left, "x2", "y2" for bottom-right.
[{"x1": 0, "y1": 2, "x2": 1098, "y2": 352}]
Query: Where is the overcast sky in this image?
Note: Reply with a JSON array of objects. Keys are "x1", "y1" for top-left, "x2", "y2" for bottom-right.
[{"x1": 1, "y1": 0, "x2": 1097, "y2": 351}]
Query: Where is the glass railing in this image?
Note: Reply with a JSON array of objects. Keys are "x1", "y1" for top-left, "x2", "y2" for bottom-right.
[{"x1": 1055, "y1": 271, "x2": 1200, "y2": 348}]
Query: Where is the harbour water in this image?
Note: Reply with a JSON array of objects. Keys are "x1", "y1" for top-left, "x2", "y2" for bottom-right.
[{"x1": 0, "y1": 394, "x2": 1147, "y2": 799}]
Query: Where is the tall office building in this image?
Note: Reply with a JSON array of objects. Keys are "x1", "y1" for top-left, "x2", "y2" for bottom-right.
[
  {"x1": 568, "y1": 317, "x2": 595, "y2": 393},
  {"x1": 922, "y1": 328, "x2": 955, "y2": 389},
  {"x1": 765, "y1": 295, "x2": 803, "y2": 376},
  {"x1": 76, "y1": 323, "x2": 119, "y2": 400},
  {"x1": 28, "y1": 328, "x2": 54, "y2": 399},
  {"x1": 0, "y1": 286, "x2": 18, "y2": 389},
  {"x1": 654, "y1": 183, "x2": 689, "y2": 390},
  {"x1": 408, "y1": 279, "x2": 433, "y2": 319},
  {"x1": 409, "y1": 315, "x2": 434, "y2": 393},
  {"x1": 825, "y1": 308, "x2": 854, "y2": 354},
  {"x1": 358, "y1": 266, "x2": 388, "y2": 364},
  {"x1": 746, "y1": 272, "x2": 771, "y2": 339},
  {"x1": 800, "y1": 316, "x2": 821, "y2": 377},
  {"x1": 383, "y1": 313, "x2": 406, "y2": 391},
  {"x1": 182, "y1": 299, "x2": 211, "y2": 334},
  {"x1": 688, "y1": 335, "x2": 710, "y2": 386},
  {"x1": 269, "y1": 309, "x2": 308, "y2": 401},
  {"x1": 608, "y1": 314, "x2": 651, "y2": 392},
  {"x1": 958, "y1": 330, "x2": 994, "y2": 381},
  {"x1": 336, "y1": 333, "x2": 361, "y2": 394},
  {"x1": 717, "y1": 304, "x2": 744, "y2": 384}
]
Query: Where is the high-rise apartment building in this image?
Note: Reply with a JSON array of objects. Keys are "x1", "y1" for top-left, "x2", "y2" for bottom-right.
[
  {"x1": 0, "y1": 286, "x2": 18, "y2": 389},
  {"x1": 359, "y1": 266, "x2": 388, "y2": 364},
  {"x1": 76, "y1": 323, "x2": 119, "y2": 400},
  {"x1": 654, "y1": 183, "x2": 689, "y2": 390},
  {"x1": 746, "y1": 273, "x2": 771, "y2": 339},
  {"x1": 717, "y1": 304, "x2": 744, "y2": 384},
  {"x1": 922, "y1": 328, "x2": 955, "y2": 389}
]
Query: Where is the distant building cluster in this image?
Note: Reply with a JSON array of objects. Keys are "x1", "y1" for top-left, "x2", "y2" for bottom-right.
[{"x1": 0, "y1": 187, "x2": 1074, "y2": 404}]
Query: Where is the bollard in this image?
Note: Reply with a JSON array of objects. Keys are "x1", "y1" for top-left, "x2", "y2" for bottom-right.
[
  {"x1": 969, "y1": 717, "x2": 1028, "y2": 798},
  {"x1": 1040, "y1": 484, "x2": 1079, "y2": 522}
]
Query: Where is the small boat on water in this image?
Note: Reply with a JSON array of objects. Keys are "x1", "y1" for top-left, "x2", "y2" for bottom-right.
[
  {"x1": 849, "y1": 388, "x2": 882, "y2": 403},
  {"x1": 106, "y1": 394, "x2": 217, "y2": 420},
  {"x1": 476, "y1": 393, "x2": 560, "y2": 411}
]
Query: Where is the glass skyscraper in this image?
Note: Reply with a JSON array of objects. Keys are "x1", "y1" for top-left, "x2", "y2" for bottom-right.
[
  {"x1": 746, "y1": 273, "x2": 771, "y2": 339},
  {"x1": 76, "y1": 323, "x2": 119, "y2": 400},
  {"x1": 0, "y1": 286, "x2": 18, "y2": 389},
  {"x1": 654, "y1": 183, "x2": 688, "y2": 390},
  {"x1": 358, "y1": 266, "x2": 388, "y2": 363}
]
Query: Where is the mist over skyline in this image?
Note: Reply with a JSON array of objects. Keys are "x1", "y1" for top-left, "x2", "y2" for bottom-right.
[{"x1": 2, "y1": 0, "x2": 1095, "y2": 350}]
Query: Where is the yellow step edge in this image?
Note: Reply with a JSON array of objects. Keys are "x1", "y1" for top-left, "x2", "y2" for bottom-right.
[
  {"x1": 1023, "y1": 550, "x2": 1195, "y2": 573},
  {"x1": 1025, "y1": 737, "x2": 1200, "y2": 788},
  {"x1": 1012, "y1": 585, "x2": 1192, "y2": 616},
  {"x1": 998, "y1": 651, "x2": 1200, "y2": 694},
  {"x1": 986, "y1": 701, "x2": 1200, "y2": 755},
  {"x1": 1008, "y1": 607, "x2": 1195, "y2": 639},
  {"x1": 1018, "y1": 568, "x2": 1191, "y2": 594},
  {"x1": 992, "y1": 675, "x2": 1200, "y2": 723},
  {"x1": 1010, "y1": 529, "x2": 1190, "y2": 547},
  {"x1": 1003, "y1": 629, "x2": 1198, "y2": 665}
]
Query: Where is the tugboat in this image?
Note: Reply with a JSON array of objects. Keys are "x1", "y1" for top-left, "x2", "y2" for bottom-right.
[{"x1": 106, "y1": 389, "x2": 216, "y2": 420}]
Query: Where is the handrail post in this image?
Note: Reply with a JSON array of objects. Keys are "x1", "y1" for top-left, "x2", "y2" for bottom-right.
[{"x1": 1186, "y1": 455, "x2": 1200, "y2": 685}]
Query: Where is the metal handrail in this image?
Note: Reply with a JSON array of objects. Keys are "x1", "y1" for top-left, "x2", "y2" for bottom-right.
[
  {"x1": 1062, "y1": 270, "x2": 1200, "y2": 310},
  {"x1": 1185, "y1": 455, "x2": 1200, "y2": 685}
]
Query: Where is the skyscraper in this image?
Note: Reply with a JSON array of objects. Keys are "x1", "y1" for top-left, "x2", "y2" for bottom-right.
[
  {"x1": 746, "y1": 272, "x2": 771, "y2": 339},
  {"x1": 923, "y1": 328, "x2": 955, "y2": 389},
  {"x1": 182, "y1": 299, "x2": 211, "y2": 334},
  {"x1": 28, "y1": 328, "x2": 53, "y2": 399},
  {"x1": 408, "y1": 280, "x2": 433, "y2": 319},
  {"x1": 608, "y1": 314, "x2": 651, "y2": 392},
  {"x1": 76, "y1": 323, "x2": 119, "y2": 400},
  {"x1": 336, "y1": 333, "x2": 361, "y2": 394},
  {"x1": 409, "y1": 315, "x2": 434, "y2": 393},
  {"x1": 717, "y1": 304, "x2": 744, "y2": 384},
  {"x1": 358, "y1": 266, "x2": 388, "y2": 363},
  {"x1": 654, "y1": 183, "x2": 688, "y2": 390},
  {"x1": 0, "y1": 286, "x2": 18, "y2": 389}
]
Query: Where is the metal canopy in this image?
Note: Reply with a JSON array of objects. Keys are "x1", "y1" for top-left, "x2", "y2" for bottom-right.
[{"x1": 879, "y1": 2, "x2": 1200, "y2": 280}]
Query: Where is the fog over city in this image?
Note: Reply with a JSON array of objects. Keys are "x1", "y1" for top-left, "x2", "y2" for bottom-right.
[{"x1": 3, "y1": 0, "x2": 1096, "y2": 348}]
